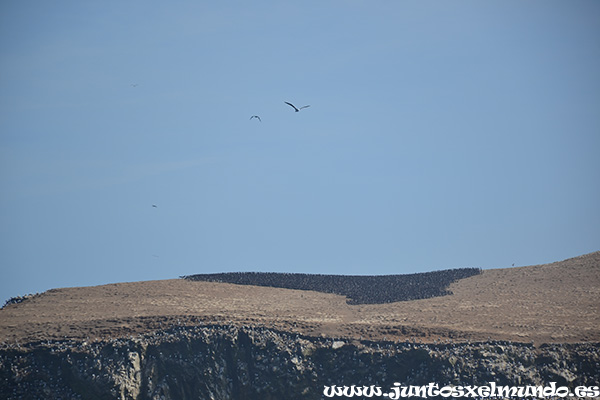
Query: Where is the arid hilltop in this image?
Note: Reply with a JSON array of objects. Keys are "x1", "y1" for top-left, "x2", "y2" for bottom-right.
[{"x1": 1, "y1": 252, "x2": 599, "y2": 345}]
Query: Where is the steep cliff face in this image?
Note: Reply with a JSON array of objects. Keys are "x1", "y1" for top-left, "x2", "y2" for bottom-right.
[{"x1": 1, "y1": 325, "x2": 598, "y2": 399}]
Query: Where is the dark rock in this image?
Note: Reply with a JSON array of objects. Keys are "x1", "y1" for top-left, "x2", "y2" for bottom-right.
[{"x1": 1, "y1": 325, "x2": 598, "y2": 399}]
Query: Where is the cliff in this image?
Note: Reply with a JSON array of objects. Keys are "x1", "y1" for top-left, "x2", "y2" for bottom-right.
[
  {"x1": 2, "y1": 325, "x2": 598, "y2": 399},
  {"x1": 1, "y1": 252, "x2": 599, "y2": 399}
]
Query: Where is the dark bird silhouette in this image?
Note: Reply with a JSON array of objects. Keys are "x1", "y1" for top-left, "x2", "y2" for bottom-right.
[
  {"x1": 284, "y1": 101, "x2": 310, "y2": 112},
  {"x1": 250, "y1": 115, "x2": 261, "y2": 122},
  {"x1": 152, "y1": 204, "x2": 158, "y2": 208}
]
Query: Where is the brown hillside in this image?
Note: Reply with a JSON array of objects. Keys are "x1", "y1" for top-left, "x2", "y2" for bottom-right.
[{"x1": 1, "y1": 252, "x2": 598, "y2": 345}]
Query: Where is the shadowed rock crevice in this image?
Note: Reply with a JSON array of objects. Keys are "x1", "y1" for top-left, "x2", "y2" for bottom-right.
[{"x1": 182, "y1": 268, "x2": 482, "y2": 304}]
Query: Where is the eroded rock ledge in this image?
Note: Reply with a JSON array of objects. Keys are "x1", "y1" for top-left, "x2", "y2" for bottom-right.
[{"x1": 1, "y1": 325, "x2": 598, "y2": 399}]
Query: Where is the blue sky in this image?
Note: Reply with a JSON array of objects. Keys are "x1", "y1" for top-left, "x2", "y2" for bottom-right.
[{"x1": 1, "y1": 1, "x2": 599, "y2": 301}]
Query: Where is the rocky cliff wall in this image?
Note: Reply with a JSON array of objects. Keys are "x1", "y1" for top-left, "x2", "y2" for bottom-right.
[{"x1": 1, "y1": 325, "x2": 598, "y2": 399}]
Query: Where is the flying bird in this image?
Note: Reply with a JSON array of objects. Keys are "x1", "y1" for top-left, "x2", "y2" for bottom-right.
[
  {"x1": 250, "y1": 115, "x2": 261, "y2": 122},
  {"x1": 152, "y1": 204, "x2": 158, "y2": 208},
  {"x1": 284, "y1": 101, "x2": 310, "y2": 112}
]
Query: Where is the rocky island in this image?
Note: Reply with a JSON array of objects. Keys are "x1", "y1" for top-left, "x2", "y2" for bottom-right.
[{"x1": 1, "y1": 252, "x2": 599, "y2": 399}]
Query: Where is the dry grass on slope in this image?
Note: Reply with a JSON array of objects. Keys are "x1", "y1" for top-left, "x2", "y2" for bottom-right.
[{"x1": 1, "y1": 252, "x2": 598, "y2": 345}]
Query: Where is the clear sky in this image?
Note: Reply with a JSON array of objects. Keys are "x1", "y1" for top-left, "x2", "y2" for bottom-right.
[{"x1": 1, "y1": 1, "x2": 599, "y2": 302}]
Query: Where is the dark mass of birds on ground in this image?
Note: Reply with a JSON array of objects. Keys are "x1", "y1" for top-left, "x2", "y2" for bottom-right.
[{"x1": 182, "y1": 268, "x2": 482, "y2": 305}]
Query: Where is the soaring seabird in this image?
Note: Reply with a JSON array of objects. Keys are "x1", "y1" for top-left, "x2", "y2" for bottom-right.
[
  {"x1": 250, "y1": 115, "x2": 261, "y2": 122},
  {"x1": 284, "y1": 101, "x2": 310, "y2": 112}
]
